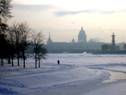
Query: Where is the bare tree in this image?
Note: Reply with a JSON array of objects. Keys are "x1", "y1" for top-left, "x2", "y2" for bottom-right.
[
  {"x1": 11, "y1": 23, "x2": 20, "y2": 66},
  {"x1": 7, "y1": 27, "x2": 16, "y2": 66},
  {"x1": 0, "y1": 19, "x2": 8, "y2": 66},
  {"x1": 19, "y1": 23, "x2": 30, "y2": 68},
  {"x1": 0, "y1": 0, "x2": 12, "y2": 66},
  {"x1": 32, "y1": 32, "x2": 47, "y2": 68},
  {"x1": 11, "y1": 23, "x2": 30, "y2": 68}
]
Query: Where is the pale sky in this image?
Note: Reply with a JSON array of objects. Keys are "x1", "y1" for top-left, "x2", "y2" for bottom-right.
[{"x1": 11, "y1": 0, "x2": 126, "y2": 43}]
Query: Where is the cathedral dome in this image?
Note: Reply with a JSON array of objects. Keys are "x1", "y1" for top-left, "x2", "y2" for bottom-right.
[{"x1": 78, "y1": 27, "x2": 87, "y2": 43}]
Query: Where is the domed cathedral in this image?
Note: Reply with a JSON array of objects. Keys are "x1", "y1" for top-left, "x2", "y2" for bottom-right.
[
  {"x1": 78, "y1": 27, "x2": 87, "y2": 43},
  {"x1": 46, "y1": 27, "x2": 102, "y2": 53}
]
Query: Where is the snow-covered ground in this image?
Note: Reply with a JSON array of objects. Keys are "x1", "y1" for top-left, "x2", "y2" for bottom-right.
[{"x1": 1, "y1": 53, "x2": 126, "y2": 95}]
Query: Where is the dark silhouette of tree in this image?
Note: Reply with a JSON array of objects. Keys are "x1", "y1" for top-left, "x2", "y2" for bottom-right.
[
  {"x1": 0, "y1": 0, "x2": 12, "y2": 21},
  {"x1": 32, "y1": 32, "x2": 47, "y2": 68},
  {"x1": 19, "y1": 23, "x2": 30, "y2": 68},
  {"x1": 0, "y1": 0, "x2": 12, "y2": 66},
  {"x1": 0, "y1": 19, "x2": 8, "y2": 66},
  {"x1": 10, "y1": 23, "x2": 30, "y2": 68},
  {"x1": 0, "y1": 33, "x2": 8, "y2": 66},
  {"x1": 11, "y1": 23, "x2": 20, "y2": 66},
  {"x1": 7, "y1": 27, "x2": 17, "y2": 66},
  {"x1": 0, "y1": 0, "x2": 47, "y2": 68}
]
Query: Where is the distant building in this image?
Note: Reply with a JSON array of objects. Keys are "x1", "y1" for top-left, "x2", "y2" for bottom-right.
[
  {"x1": 111, "y1": 33, "x2": 116, "y2": 50},
  {"x1": 123, "y1": 44, "x2": 126, "y2": 50},
  {"x1": 101, "y1": 33, "x2": 119, "y2": 51},
  {"x1": 46, "y1": 27, "x2": 102, "y2": 53},
  {"x1": 72, "y1": 38, "x2": 75, "y2": 43},
  {"x1": 78, "y1": 27, "x2": 87, "y2": 43},
  {"x1": 112, "y1": 33, "x2": 115, "y2": 46}
]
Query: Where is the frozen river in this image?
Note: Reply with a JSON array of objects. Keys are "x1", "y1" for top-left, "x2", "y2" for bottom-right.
[
  {"x1": 1, "y1": 53, "x2": 126, "y2": 95},
  {"x1": 44, "y1": 53, "x2": 126, "y2": 82},
  {"x1": 44, "y1": 53, "x2": 126, "y2": 65}
]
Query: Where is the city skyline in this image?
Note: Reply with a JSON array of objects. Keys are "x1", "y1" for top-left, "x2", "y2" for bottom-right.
[
  {"x1": 46, "y1": 27, "x2": 123, "y2": 44},
  {"x1": 10, "y1": 0, "x2": 126, "y2": 43}
]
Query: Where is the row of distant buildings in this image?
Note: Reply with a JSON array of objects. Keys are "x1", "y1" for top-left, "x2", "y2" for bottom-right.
[
  {"x1": 101, "y1": 33, "x2": 126, "y2": 54},
  {"x1": 47, "y1": 27, "x2": 87, "y2": 44},
  {"x1": 45, "y1": 27, "x2": 126, "y2": 53}
]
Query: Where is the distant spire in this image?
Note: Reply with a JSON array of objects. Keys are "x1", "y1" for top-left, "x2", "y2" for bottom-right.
[
  {"x1": 81, "y1": 26, "x2": 83, "y2": 31},
  {"x1": 72, "y1": 38, "x2": 75, "y2": 43},
  {"x1": 112, "y1": 32, "x2": 115, "y2": 46},
  {"x1": 112, "y1": 32, "x2": 115, "y2": 36},
  {"x1": 49, "y1": 32, "x2": 51, "y2": 39},
  {"x1": 47, "y1": 32, "x2": 52, "y2": 44}
]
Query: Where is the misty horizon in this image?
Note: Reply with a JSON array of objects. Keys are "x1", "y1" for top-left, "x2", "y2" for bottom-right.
[{"x1": 10, "y1": 0, "x2": 126, "y2": 43}]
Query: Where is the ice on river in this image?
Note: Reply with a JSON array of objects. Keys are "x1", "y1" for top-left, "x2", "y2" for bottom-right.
[{"x1": 1, "y1": 53, "x2": 126, "y2": 95}]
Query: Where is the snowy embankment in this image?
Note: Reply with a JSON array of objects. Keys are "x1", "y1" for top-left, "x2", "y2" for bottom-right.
[
  {"x1": 0, "y1": 62, "x2": 109, "y2": 95},
  {"x1": 85, "y1": 80, "x2": 126, "y2": 95},
  {"x1": 1, "y1": 54, "x2": 126, "y2": 95}
]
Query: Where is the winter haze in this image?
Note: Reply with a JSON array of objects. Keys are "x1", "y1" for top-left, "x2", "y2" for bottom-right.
[{"x1": 11, "y1": 0, "x2": 126, "y2": 43}]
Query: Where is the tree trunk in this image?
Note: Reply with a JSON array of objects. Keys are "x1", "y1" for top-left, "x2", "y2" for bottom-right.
[
  {"x1": 17, "y1": 54, "x2": 20, "y2": 66},
  {"x1": 23, "y1": 58, "x2": 25, "y2": 68},
  {"x1": 23, "y1": 51, "x2": 26, "y2": 68},
  {"x1": 1, "y1": 58, "x2": 4, "y2": 66},
  {"x1": 35, "y1": 59, "x2": 37, "y2": 68},
  {"x1": 35, "y1": 55, "x2": 37, "y2": 68},
  {"x1": 8, "y1": 57, "x2": 11, "y2": 64},
  {"x1": 17, "y1": 45, "x2": 20, "y2": 66},
  {"x1": 11, "y1": 57, "x2": 14, "y2": 67},
  {"x1": 38, "y1": 59, "x2": 40, "y2": 68}
]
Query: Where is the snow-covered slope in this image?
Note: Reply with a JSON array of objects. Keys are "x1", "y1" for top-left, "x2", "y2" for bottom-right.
[
  {"x1": 85, "y1": 80, "x2": 126, "y2": 95},
  {"x1": 1, "y1": 54, "x2": 126, "y2": 95}
]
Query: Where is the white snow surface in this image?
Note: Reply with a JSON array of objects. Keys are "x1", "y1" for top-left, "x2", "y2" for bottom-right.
[{"x1": 1, "y1": 53, "x2": 126, "y2": 95}]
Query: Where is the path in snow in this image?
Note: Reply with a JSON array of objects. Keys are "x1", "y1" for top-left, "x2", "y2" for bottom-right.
[
  {"x1": 0, "y1": 63, "x2": 110, "y2": 95},
  {"x1": 85, "y1": 79, "x2": 126, "y2": 95}
]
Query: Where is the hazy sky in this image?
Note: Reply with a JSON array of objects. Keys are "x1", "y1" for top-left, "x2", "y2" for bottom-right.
[{"x1": 11, "y1": 0, "x2": 126, "y2": 43}]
